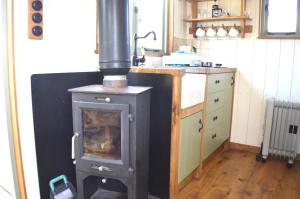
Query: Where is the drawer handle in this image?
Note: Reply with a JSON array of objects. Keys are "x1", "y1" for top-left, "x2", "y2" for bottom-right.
[
  {"x1": 213, "y1": 116, "x2": 218, "y2": 121},
  {"x1": 215, "y1": 80, "x2": 220, "y2": 84},
  {"x1": 212, "y1": 133, "x2": 217, "y2": 139},
  {"x1": 231, "y1": 76, "x2": 235, "y2": 86},
  {"x1": 198, "y1": 119, "x2": 203, "y2": 132},
  {"x1": 214, "y1": 98, "x2": 219, "y2": 103},
  {"x1": 95, "y1": 97, "x2": 111, "y2": 103}
]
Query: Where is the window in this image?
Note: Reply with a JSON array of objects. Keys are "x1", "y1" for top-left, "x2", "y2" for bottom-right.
[
  {"x1": 259, "y1": 0, "x2": 300, "y2": 38},
  {"x1": 131, "y1": 0, "x2": 167, "y2": 51}
]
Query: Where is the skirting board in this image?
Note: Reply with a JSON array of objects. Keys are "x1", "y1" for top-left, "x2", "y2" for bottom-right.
[
  {"x1": 229, "y1": 142, "x2": 260, "y2": 154},
  {"x1": 229, "y1": 142, "x2": 300, "y2": 161}
]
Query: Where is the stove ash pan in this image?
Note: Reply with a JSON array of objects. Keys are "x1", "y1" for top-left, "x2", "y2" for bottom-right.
[{"x1": 69, "y1": 85, "x2": 152, "y2": 199}]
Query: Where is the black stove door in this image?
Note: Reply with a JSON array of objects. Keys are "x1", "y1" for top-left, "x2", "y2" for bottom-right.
[{"x1": 73, "y1": 101, "x2": 130, "y2": 178}]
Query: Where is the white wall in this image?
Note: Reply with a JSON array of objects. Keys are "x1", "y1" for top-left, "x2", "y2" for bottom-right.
[
  {"x1": 0, "y1": 0, "x2": 16, "y2": 198},
  {"x1": 174, "y1": 0, "x2": 300, "y2": 152},
  {"x1": 0, "y1": 55, "x2": 15, "y2": 199},
  {"x1": 13, "y1": 0, "x2": 99, "y2": 198},
  {"x1": 0, "y1": 81, "x2": 15, "y2": 199}
]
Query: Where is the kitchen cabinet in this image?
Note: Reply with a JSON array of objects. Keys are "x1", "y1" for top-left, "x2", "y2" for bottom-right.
[
  {"x1": 203, "y1": 73, "x2": 234, "y2": 159},
  {"x1": 129, "y1": 67, "x2": 236, "y2": 199},
  {"x1": 178, "y1": 111, "x2": 203, "y2": 183}
]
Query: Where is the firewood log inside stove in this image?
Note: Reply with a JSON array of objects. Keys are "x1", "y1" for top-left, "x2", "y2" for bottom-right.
[{"x1": 83, "y1": 126, "x2": 121, "y2": 158}]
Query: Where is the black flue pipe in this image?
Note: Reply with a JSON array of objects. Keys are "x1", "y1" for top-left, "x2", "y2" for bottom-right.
[{"x1": 98, "y1": 0, "x2": 131, "y2": 76}]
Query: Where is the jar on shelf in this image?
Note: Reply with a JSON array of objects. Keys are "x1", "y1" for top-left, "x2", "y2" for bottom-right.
[{"x1": 212, "y1": 0, "x2": 222, "y2": 17}]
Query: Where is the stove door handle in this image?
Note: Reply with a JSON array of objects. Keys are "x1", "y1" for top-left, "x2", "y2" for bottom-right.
[
  {"x1": 91, "y1": 165, "x2": 112, "y2": 172},
  {"x1": 99, "y1": 166, "x2": 112, "y2": 172},
  {"x1": 72, "y1": 132, "x2": 80, "y2": 160}
]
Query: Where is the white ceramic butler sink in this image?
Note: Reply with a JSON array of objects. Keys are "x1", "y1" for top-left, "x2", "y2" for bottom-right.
[{"x1": 181, "y1": 74, "x2": 206, "y2": 109}]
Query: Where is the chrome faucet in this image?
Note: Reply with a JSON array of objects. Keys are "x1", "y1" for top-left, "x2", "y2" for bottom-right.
[{"x1": 132, "y1": 31, "x2": 156, "y2": 66}]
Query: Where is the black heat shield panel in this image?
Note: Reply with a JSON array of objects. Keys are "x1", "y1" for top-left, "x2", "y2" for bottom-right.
[
  {"x1": 128, "y1": 72, "x2": 172, "y2": 199},
  {"x1": 31, "y1": 72, "x2": 172, "y2": 199},
  {"x1": 31, "y1": 72, "x2": 102, "y2": 199}
]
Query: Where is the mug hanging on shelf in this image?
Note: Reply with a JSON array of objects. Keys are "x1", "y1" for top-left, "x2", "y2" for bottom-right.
[
  {"x1": 228, "y1": 24, "x2": 240, "y2": 37},
  {"x1": 206, "y1": 25, "x2": 216, "y2": 37},
  {"x1": 217, "y1": 24, "x2": 228, "y2": 37},
  {"x1": 196, "y1": 25, "x2": 206, "y2": 38}
]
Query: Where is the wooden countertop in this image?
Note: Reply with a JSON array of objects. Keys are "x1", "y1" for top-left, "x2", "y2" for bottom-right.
[
  {"x1": 130, "y1": 66, "x2": 236, "y2": 76},
  {"x1": 184, "y1": 67, "x2": 237, "y2": 74},
  {"x1": 130, "y1": 66, "x2": 185, "y2": 77}
]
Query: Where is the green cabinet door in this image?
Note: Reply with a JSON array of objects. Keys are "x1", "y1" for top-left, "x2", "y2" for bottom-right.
[{"x1": 178, "y1": 111, "x2": 203, "y2": 183}]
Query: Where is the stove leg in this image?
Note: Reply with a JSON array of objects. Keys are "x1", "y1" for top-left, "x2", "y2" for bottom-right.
[
  {"x1": 76, "y1": 170, "x2": 85, "y2": 199},
  {"x1": 127, "y1": 187, "x2": 136, "y2": 199}
]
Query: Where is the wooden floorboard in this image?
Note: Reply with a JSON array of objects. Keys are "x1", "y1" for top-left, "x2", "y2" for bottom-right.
[{"x1": 178, "y1": 150, "x2": 300, "y2": 199}]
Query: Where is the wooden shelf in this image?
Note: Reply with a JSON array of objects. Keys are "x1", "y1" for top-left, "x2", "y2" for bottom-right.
[
  {"x1": 184, "y1": 16, "x2": 251, "y2": 23},
  {"x1": 185, "y1": 0, "x2": 252, "y2": 38}
]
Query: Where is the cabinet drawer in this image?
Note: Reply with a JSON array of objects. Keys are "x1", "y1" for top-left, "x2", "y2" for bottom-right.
[
  {"x1": 206, "y1": 108, "x2": 224, "y2": 130},
  {"x1": 204, "y1": 126, "x2": 223, "y2": 159},
  {"x1": 206, "y1": 91, "x2": 224, "y2": 113},
  {"x1": 204, "y1": 127, "x2": 219, "y2": 159},
  {"x1": 207, "y1": 74, "x2": 225, "y2": 94}
]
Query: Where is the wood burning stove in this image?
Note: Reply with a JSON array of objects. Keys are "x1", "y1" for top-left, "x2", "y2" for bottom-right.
[
  {"x1": 69, "y1": 85, "x2": 151, "y2": 199},
  {"x1": 68, "y1": 0, "x2": 153, "y2": 198}
]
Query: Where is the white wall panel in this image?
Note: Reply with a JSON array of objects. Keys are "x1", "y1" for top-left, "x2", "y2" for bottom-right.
[
  {"x1": 291, "y1": 41, "x2": 300, "y2": 103},
  {"x1": 276, "y1": 40, "x2": 295, "y2": 101},
  {"x1": 291, "y1": 41, "x2": 300, "y2": 152},
  {"x1": 230, "y1": 40, "x2": 240, "y2": 144},
  {"x1": 231, "y1": 39, "x2": 254, "y2": 144},
  {"x1": 246, "y1": 40, "x2": 267, "y2": 146},
  {"x1": 263, "y1": 40, "x2": 281, "y2": 100}
]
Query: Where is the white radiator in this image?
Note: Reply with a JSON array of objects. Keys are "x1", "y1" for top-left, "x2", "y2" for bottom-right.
[{"x1": 259, "y1": 99, "x2": 300, "y2": 166}]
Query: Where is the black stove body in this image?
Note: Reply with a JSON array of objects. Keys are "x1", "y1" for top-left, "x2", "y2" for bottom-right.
[
  {"x1": 69, "y1": 85, "x2": 151, "y2": 199},
  {"x1": 68, "y1": 0, "x2": 153, "y2": 197}
]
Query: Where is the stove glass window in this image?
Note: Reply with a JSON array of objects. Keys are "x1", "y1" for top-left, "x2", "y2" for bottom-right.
[{"x1": 82, "y1": 109, "x2": 121, "y2": 160}]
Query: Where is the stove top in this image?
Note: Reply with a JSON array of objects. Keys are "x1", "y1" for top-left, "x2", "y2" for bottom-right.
[{"x1": 171, "y1": 62, "x2": 223, "y2": 68}]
